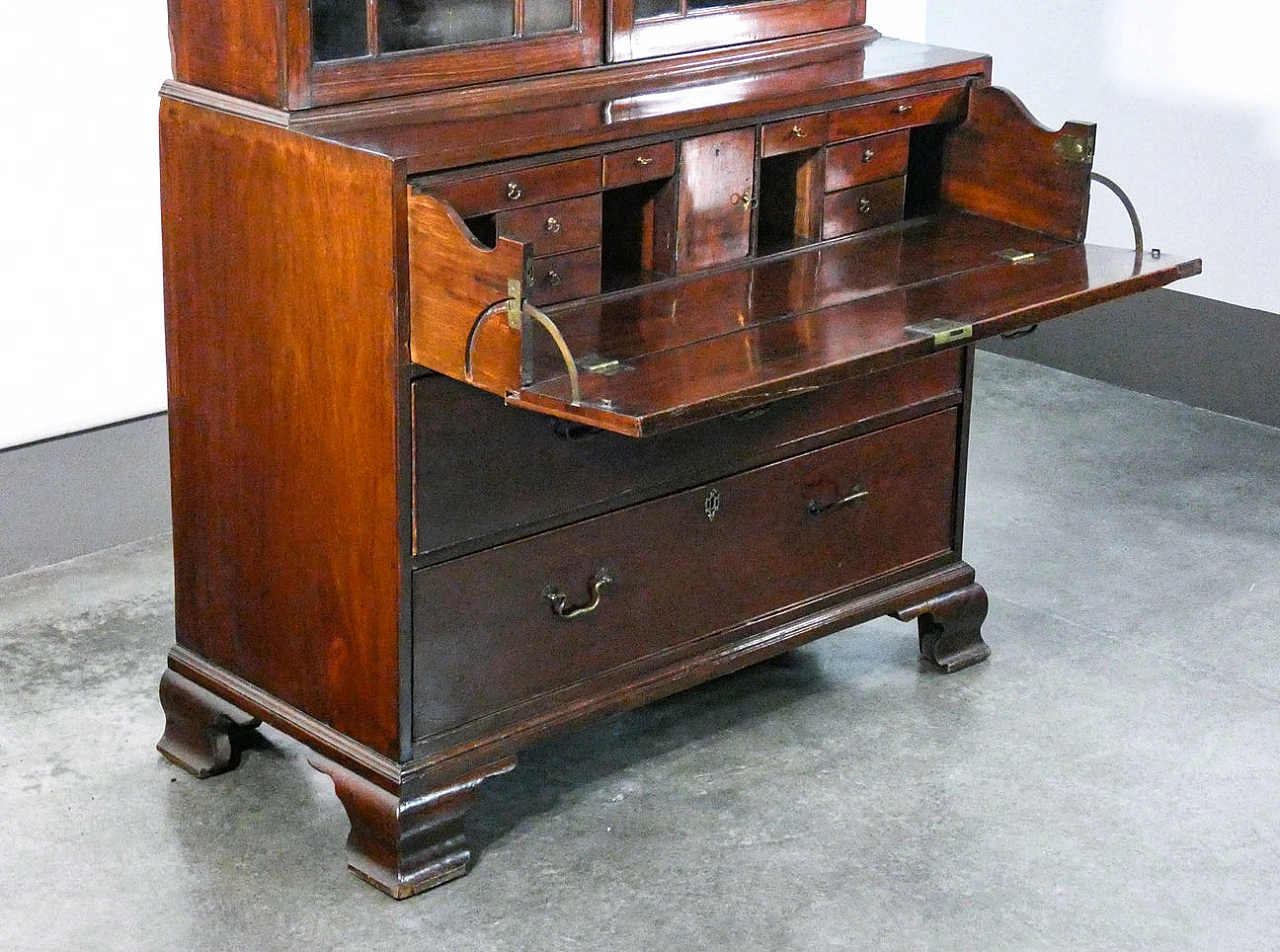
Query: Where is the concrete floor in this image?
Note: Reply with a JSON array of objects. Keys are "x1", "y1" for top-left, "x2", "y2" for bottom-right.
[{"x1": 2, "y1": 352, "x2": 1278, "y2": 951}]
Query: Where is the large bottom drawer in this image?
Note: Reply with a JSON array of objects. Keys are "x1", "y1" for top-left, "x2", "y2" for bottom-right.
[{"x1": 412, "y1": 409, "x2": 960, "y2": 739}]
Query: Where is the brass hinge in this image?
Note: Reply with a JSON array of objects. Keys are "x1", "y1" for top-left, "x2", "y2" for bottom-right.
[
  {"x1": 578, "y1": 353, "x2": 626, "y2": 376},
  {"x1": 906, "y1": 318, "x2": 974, "y2": 347},
  {"x1": 506, "y1": 279, "x2": 523, "y2": 328},
  {"x1": 1054, "y1": 134, "x2": 1095, "y2": 164}
]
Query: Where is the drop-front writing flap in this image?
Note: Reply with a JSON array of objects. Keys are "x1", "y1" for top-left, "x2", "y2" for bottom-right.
[{"x1": 506, "y1": 214, "x2": 1199, "y2": 437}]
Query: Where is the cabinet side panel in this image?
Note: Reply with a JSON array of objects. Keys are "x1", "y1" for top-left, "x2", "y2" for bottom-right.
[
  {"x1": 160, "y1": 99, "x2": 402, "y2": 758},
  {"x1": 940, "y1": 85, "x2": 1094, "y2": 243},
  {"x1": 167, "y1": 0, "x2": 286, "y2": 107}
]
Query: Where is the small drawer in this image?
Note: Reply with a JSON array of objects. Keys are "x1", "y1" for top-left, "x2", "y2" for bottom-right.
[
  {"x1": 825, "y1": 131, "x2": 910, "y2": 192},
  {"x1": 823, "y1": 177, "x2": 906, "y2": 240},
  {"x1": 529, "y1": 246, "x2": 601, "y2": 305},
  {"x1": 496, "y1": 194, "x2": 602, "y2": 258},
  {"x1": 761, "y1": 114, "x2": 829, "y2": 157},
  {"x1": 603, "y1": 142, "x2": 677, "y2": 188},
  {"x1": 828, "y1": 87, "x2": 967, "y2": 142},
  {"x1": 429, "y1": 156, "x2": 603, "y2": 217},
  {"x1": 411, "y1": 409, "x2": 958, "y2": 737}
]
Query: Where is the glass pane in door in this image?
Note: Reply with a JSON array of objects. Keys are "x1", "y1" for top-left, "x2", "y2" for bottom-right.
[
  {"x1": 381, "y1": 0, "x2": 516, "y2": 52},
  {"x1": 313, "y1": 0, "x2": 369, "y2": 61},
  {"x1": 525, "y1": 0, "x2": 574, "y2": 33}
]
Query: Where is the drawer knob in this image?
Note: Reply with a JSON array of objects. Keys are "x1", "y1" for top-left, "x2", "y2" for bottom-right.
[
  {"x1": 858, "y1": 197, "x2": 873, "y2": 215},
  {"x1": 544, "y1": 269, "x2": 562, "y2": 287},
  {"x1": 862, "y1": 148, "x2": 876, "y2": 164},
  {"x1": 635, "y1": 155, "x2": 654, "y2": 166},
  {"x1": 544, "y1": 216, "x2": 562, "y2": 235},
  {"x1": 895, "y1": 103, "x2": 914, "y2": 114},
  {"x1": 806, "y1": 486, "x2": 870, "y2": 517},
  {"x1": 506, "y1": 182, "x2": 522, "y2": 201},
  {"x1": 790, "y1": 124, "x2": 808, "y2": 139},
  {"x1": 543, "y1": 569, "x2": 613, "y2": 619}
]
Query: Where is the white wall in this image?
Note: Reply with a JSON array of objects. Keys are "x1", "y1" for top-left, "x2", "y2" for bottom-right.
[
  {"x1": 870, "y1": 0, "x2": 928, "y2": 41},
  {"x1": 0, "y1": 6, "x2": 172, "y2": 449},
  {"x1": 925, "y1": 0, "x2": 1280, "y2": 315}
]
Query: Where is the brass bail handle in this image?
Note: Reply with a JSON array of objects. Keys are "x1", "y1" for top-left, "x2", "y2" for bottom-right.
[{"x1": 543, "y1": 569, "x2": 614, "y2": 619}]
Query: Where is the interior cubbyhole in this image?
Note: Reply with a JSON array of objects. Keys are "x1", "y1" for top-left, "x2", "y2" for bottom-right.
[
  {"x1": 601, "y1": 179, "x2": 676, "y2": 292},
  {"x1": 904, "y1": 124, "x2": 950, "y2": 220},
  {"x1": 757, "y1": 150, "x2": 823, "y2": 256},
  {"x1": 462, "y1": 214, "x2": 498, "y2": 249}
]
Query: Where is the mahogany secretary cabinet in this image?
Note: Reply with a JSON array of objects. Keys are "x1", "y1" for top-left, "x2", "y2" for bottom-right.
[{"x1": 156, "y1": 0, "x2": 1201, "y2": 897}]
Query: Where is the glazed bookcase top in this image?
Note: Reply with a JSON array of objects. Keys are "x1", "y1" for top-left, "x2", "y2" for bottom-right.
[{"x1": 166, "y1": 0, "x2": 868, "y2": 109}]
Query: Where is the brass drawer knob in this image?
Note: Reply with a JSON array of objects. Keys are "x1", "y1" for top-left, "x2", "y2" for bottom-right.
[
  {"x1": 543, "y1": 569, "x2": 613, "y2": 619},
  {"x1": 858, "y1": 197, "x2": 873, "y2": 214},
  {"x1": 862, "y1": 148, "x2": 876, "y2": 163},
  {"x1": 544, "y1": 269, "x2": 562, "y2": 286},
  {"x1": 506, "y1": 182, "x2": 522, "y2": 201},
  {"x1": 790, "y1": 124, "x2": 808, "y2": 138},
  {"x1": 635, "y1": 155, "x2": 654, "y2": 166},
  {"x1": 545, "y1": 216, "x2": 562, "y2": 235},
  {"x1": 895, "y1": 103, "x2": 913, "y2": 114}
]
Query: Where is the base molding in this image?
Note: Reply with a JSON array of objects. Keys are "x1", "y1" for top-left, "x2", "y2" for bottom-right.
[{"x1": 159, "y1": 560, "x2": 989, "y2": 897}]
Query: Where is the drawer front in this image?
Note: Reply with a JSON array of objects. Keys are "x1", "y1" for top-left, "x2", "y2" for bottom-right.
[
  {"x1": 430, "y1": 156, "x2": 603, "y2": 217},
  {"x1": 603, "y1": 142, "x2": 677, "y2": 188},
  {"x1": 825, "y1": 131, "x2": 910, "y2": 192},
  {"x1": 412, "y1": 350, "x2": 964, "y2": 559},
  {"x1": 828, "y1": 87, "x2": 967, "y2": 142},
  {"x1": 823, "y1": 177, "x2": 906, "y2": 240},
  {"x1": 761, "y1": 113, "x2": 829, "y2": 157},
  {"x1": 496, "y1": 194, "x2": 602, "y2": 258},
  {"x1": 528, "y1": 246, "x2": 602, "y2": 305},
  {"x1": 412, "y1": 409, "x2": 960, "y2": 738}
]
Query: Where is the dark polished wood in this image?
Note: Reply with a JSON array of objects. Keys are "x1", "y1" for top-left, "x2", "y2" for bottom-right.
[
  {"x1": 507, "y1": 225, "x2": 1199, "y2": 436},
  {"x1": 412, "y1": 351, "x2": 962, "y2": 560},
  {"x1": 825, "y1": 129, "x2": 909, "y2": 190},
  {"x1": 530, "y1": 246, "x2": 604, "y2": 304},
  {"x1": 822, "y1": 175, "x2": 905, "y2": 238},
  {"x1": 413, "y1": 409, "x2": 958, "y2": 737},
  {"x1": 762, "y1": 112, "x2": 830, "y2": 156},
  {"x1": 941, "y1": 85, "x2": 1095, "y2": 243},
  {"x1": 157, "y1": 669, "x2": 261, "y2": 778},
  {"x1": 166, "y1": 0, "x2": 286, "y2": 106},
  {"x1": 292, "y1": 40, "x2": 989, "y2": 174},
  {"x1": 159, "y1": 2, "x2": 1201, "y2": 897},
  {"x1": 613, "y1": 0, "x2": 863, "y2": 61},
  {"x1": 497, "y1": 194, "x2": 603, "y2": 258},
  {"x1": 828, "y1": 85, "x2": 968, "y2": 140},
  {"x1": 676, "y1": 129, "x2": 757, "y2": 272},
  {"x1": 160, "y1": 100, "x2": 405, "y2": 760},
  {"x1": 311, "y1": 756, "x2": 516, "y2": 899},
  {"x1": 406, "y1": 192, "x2": 528, "y2": 395},
  {"x1": 895, "y1": 581, "x2": 991, "y2": 672}
]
